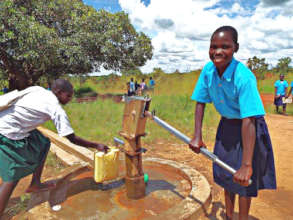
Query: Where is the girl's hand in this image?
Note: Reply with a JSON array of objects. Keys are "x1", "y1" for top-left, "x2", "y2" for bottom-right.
[
  {"x1": 189, "y1": 138, "x2": 206, "y2": 154},
  {"x1": 233, "y1": 165, "x2": 253, "y2": 187},
  {"x1": 93, "y1": 143, "x2": 109, "y2": 153},
  {"x1": 275, "y1": 94, "x2": 280, "y2": 98}
]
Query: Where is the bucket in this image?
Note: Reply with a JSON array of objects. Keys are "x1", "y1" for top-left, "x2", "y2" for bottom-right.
[
  {"x1": 282, "y1": 96, "x2": 292, "y2": 104},
  {"x1": 94, "y1": 147, "x2": 120, "y2": 183}
]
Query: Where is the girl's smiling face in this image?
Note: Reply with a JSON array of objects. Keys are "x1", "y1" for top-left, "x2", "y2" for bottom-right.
[{"x1": 209, "y1": 31, "x2": 239, "y2": 76}]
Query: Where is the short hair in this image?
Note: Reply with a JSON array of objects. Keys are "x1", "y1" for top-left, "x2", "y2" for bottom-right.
[
  {"x1": 51, "y1": 79, "x2": 73, "y2": 93},
  {"x1": 211, "y1": 26, "x2": 238, "y2": 44}
]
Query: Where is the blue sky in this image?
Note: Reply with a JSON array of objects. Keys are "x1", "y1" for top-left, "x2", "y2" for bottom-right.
[{"x1": 83, "y1": 0, "x2": 293, "y2": 74}]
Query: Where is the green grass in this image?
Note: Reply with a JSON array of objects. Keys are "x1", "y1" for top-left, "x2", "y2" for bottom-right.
[
  {"x1": 258, "y1": 72, "x2": 293, "y2": 93},
  {"x1": 44, "y1": 99, "x2": 124, "y2": 144},
  {"x1": 42, "y1": 70, "x2": 293, "y2": 146},
  {"x1": 43, "y1": 94, "x2": 219, "y2": 145}
]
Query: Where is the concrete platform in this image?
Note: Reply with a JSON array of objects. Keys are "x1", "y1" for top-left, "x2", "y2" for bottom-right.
[{"x1": 18, "y1": 127, "x2": 212, "y2": 220}]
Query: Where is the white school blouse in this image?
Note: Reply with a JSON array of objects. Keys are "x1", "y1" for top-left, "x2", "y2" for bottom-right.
[{"x1": 0, "y1": 86, "x2": 74, "y2": 140}]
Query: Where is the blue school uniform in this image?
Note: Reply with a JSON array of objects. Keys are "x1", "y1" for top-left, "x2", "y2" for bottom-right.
[
  {"x1": 274, "y1": 80, "x2": 288, "y2": 96},
  {"x1": 191, "y1": 57, "x2": 276, "y2": 197},
  {"x1": 291, "y1": 82, "x2": 293, "y2": 95},
  {"x1": 274, "y1": 80, "x2": 288, "y2": 106}
]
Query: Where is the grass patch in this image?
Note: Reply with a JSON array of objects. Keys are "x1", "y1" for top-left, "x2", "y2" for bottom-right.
[
  {"x1": 42, "y1": 71, "x2": 293, "y2": 148},
  {"x1": 43, "y1": 95, "x2": 220, "y2": 145},
  {"x1": 258, "y1": 73, "x2": 293, "y2": 93}
]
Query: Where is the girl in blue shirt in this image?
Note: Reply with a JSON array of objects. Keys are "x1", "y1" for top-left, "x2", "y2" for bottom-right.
[
  {"x1": 274, "y1": 74, "x2": 288, "y2": 115},
  {"x1": 189, "y1": 26, "x2": 276, "y2": 220}
]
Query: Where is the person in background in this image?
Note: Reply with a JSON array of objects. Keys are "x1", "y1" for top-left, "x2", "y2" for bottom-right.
[
  {"x1": 274, "y1": 74, "x2": 288, "y2": 115},
  {"x1": 139, "y1": 79, "x2": 146, "y2": 95},
  {"x1": 129, "y1": 78, "x2": 135, "y2": 96},
  {"x1": 149, "y1": 77, "x2": 155, "y2": 89},
  {"x1": 189, "y1": 26, "x2": 276, "y2": 220},
  {"x1": 126, "y1": 82, "x2": 132, "y2": 96},
  {"x1": 0, "y1": 79, "x2": 108, "y2": 217},
  {"x1": 135, "y1": 81, "x2": 140, "y2": 94},
  {"x1": 140, "y1": 79, "x2": 146, "y2": 90}
]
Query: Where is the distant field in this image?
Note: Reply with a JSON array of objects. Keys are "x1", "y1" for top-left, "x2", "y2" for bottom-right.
[{"x1": 43, "y1": 70, "x2": 293, "y2": 144}]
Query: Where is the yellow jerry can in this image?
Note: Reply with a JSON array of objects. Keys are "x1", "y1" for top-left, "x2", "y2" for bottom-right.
[{"x1": 94, "y1": 147, "x2": 120, "y2": 183}]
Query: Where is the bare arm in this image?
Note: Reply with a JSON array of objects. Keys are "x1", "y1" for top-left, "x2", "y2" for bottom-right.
[
  {"x1": 189, "y1": 102, "x2": 206, "y2": 153},
  {"x1": 233, "y1": 117, "x2": 255, "y2": 186},
  {"x1": 66, "y1": 133, "x2": 108, "y2": 152}
]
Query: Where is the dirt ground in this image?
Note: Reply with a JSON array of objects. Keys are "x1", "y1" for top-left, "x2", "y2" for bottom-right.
[
  {"x1": 144, "y1": 113, "x2": 293, "y2": 220},
  {"x1": 2, "y1": 112, "x2": 293, "y2": 219}
]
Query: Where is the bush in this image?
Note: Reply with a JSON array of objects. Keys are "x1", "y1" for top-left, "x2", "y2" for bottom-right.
[{"x1": 74, "y1": 87, "x2": 98, "y2": 98}]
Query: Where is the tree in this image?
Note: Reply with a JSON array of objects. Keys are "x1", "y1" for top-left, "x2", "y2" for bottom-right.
[
  {"x1": 276, "y1": 57, "x2": 291, "y2": 74},
  {"x1": 0, "y1": 0, "x2": 153, "y2": 90},
  {"x1": 152, "y1": 67, "x2": 164, "y2": 78},
  {"x1": 121, "y1": 68, "x2": 143, "y2": 77},
  {"x1": 247, "y1": 56, "x2": 268, "y2": 80}
]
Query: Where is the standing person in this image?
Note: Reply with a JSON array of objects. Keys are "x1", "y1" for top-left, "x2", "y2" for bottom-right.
[
  {"x1": 140, "y1": 79, "x2": 146, "y2": 90},
  {"x1": 0, "y1": 79, "x2": 108, "y2": 217},
  {"x1": 189, "y1": 26, "x2": 276, "y2": 220},
  {"x1": 274, "y1": 74, "x2": 288, "y2": 115},
  {"x1": 134, "y1": 80, "x2": 140, "y2": 94},
  {"x1": 129, "y1": 78, "x2": 135, "y2": 96},
  {"x1": 149, "y1": 77, "x2": 155, "y2": 89},
  {"x1": 140, "y1": 79, "x2": 146, "y2": 95}
]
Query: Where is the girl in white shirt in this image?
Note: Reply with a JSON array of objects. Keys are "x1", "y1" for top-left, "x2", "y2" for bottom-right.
[{"x1": 0, "y1": 79, "x2": 108, "y2": 217}]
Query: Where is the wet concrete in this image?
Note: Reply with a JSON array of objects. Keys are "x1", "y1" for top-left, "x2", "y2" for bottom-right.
[{"x1": 20, "y1": 158, "x2": 211, "y2": 220}]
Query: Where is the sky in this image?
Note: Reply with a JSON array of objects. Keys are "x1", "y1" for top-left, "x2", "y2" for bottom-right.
[{"x1": 83, "y1": 0, "x2": 293, "y2": 75}]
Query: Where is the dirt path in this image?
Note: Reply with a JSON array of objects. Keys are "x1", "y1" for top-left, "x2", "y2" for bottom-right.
[{"x1": 145, "y1": 113, "x2": 293, "y2": 219}]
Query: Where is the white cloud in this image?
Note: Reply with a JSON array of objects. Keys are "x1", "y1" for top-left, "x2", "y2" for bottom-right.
[{"x1": 119, "y1": 0, "x2": 293, "y2": 73}]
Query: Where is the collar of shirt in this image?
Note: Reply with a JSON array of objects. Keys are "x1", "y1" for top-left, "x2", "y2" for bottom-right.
[{"x1": 217, "y1": 57, "x2": 238, "y2": 82}]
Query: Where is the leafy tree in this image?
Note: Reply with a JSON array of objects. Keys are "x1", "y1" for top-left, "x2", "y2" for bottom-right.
[
  {"x1": 247, "y1": 56, "x2": 268, "y2": 80},
  {"x1": 0, "y1": 0, "x2": 153, "y2": 90},
  {"x1": 152, "y1": 67, "x2": 165, "y2": 78},
  {"x1": 121, "y1": 68, "x2": 143, "y2": 77},
  {"x1": 276, "y1": 57, "x2": 291, "y2": 74}
]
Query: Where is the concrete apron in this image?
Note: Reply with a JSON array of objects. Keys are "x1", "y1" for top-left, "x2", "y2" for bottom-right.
[{"x1": 20, "y1": 127, "x2": 211, "y2": 220}]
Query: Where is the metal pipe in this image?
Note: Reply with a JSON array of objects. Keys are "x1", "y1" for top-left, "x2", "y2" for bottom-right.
[
  {"x1": 114, "y1": 137, "x2": 125, "y2": 146},
  {"x1": 151, "y1": 115, "x2": 252, "y2": 185}
]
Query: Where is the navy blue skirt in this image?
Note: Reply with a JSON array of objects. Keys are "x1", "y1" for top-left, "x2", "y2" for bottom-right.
[
  {"x1": 274, "y1": 95, "x2": 285, "y2": 106},
  {"x1": 213, "y1": 117, "x2": 276, "y2": 197}
]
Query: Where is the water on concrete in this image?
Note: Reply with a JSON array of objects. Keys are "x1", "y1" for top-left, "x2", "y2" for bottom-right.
[{"x1": 20, "y1": 159, "x2": 211, "y2": 220}]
